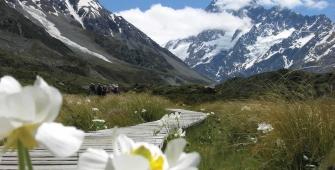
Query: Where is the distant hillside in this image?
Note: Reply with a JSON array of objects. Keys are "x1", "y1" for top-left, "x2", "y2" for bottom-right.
[
  {"x1": 152, "y1": 69, "x2": 335, "y2": 104},
  {"x1": 0, "y1": 0, "x2": 213, "y2": 92}
]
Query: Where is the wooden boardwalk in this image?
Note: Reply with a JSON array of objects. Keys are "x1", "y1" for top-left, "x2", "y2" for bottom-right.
[{"x1": 0, "y1": 109, "x2": 206, "y2": 170}]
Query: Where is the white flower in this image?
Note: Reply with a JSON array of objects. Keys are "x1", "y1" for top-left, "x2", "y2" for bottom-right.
[
  {"x1": 77, "y1": 102, "x2": 81, "y2": 105},
  {"x1": 249, "y1": 137, "x2": 258, "y2": 143},
  {"x1": 200, "y1": 108, "x2": 205, "y2": 111},
  {"x1": 92, "y1": 119, "x2": 105, "y2": 123},
  {"x1": 206, "y1": 113, "x2": 210, "y2": 116},
  {"x1": 0, "y1": 76, "x2": 84, "y2": 157},
  {"x1": 257, "y1": 122, "x2": 274, "y2": 133},
  {"x1": 174, "y1": 128, "x2": 186, "y2": 138},
  {"x1": 169, "y1": 124, "x2": 185, "y2": 138},
  {"x1": 77, "y1": 128, "x2": 200, "y2": 170},
  {"x1": 134, "y1": 111, "x2": 138, "y2": 114},
  {"x1": 104, "y1": 125, "x2": 108, "y2": 129},
  {"x1": 210, "y1": 112, "x2": 215, "y2": 115},
  {"x1": 85, "y1": 99, "x2": 91, "y2": 103},
  {"x1": 92, "y1": 108, "x2": 99, "y2": 112},
  {"x1": 158, "y1": 116, "x2": 169, "y2": 129},
  {"x1": 142, "y1": 109, "x2": 147, "y2": 113},
  {"x1": 169, "y1": 112, "x2": 180, "y2": 120},
  {"x1": 241, "y1": 106, "x2": 251, "y2": 111},
  {"x1": 67, "y1": 100, "x2": 73, "y2": 104}
]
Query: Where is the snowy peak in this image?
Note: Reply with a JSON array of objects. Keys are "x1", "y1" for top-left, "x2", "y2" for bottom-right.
[
  {"x1": 165, "y1": 1, "x2": 335, "y2": 82},
  {"x1": 206, "y1": 0, "x2": 260, "y2": 14}
]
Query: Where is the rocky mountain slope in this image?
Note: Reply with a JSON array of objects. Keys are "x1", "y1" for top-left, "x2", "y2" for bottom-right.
[
  {"x1": 0, "y1": 0, "x2": 213, "y2": 91},
  {"x1": 164, "y1": 0, "x2": 335, "y2": 82}
]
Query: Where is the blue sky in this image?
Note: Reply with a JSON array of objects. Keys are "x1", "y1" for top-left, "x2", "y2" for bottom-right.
[
  {"x1": 98, "y1": 0, "x2": 335, "y2": 44},
  {"x1": 99, "y1": 0, "x2": 334, "y2": 20},
  {"x1": 99, "y1": 0, "x2": 211, "y2": 11}
]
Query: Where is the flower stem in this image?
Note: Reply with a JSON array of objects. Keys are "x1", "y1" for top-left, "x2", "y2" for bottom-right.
[
  {"x1": 17, "y1": 140, "x2": 26, "y2": 170},
  {"x1": 24, "y1": 147, "x2": 33, "y2": 170}
]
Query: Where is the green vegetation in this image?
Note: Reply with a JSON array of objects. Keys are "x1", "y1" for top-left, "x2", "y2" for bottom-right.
[
  {"x1": 56, "y1": 93, "x2": 178, "y2": 132},
  {"x1": 186, "y1": 99, "x2": 335, "y2": 169},
  {"x1": 152, "y1": 69, "x2": 335, "y2": 105},
  {"x1": 3, "y1": 68, "x2": 335, "y2": 169},
  {"x1": 55, "y1": 68, "x2": 333, "y2": 169}
]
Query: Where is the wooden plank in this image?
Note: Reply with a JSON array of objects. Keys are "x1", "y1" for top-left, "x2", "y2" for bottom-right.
[{"x1": 0, "y1": 109, "x2": 206, "y2": 170}]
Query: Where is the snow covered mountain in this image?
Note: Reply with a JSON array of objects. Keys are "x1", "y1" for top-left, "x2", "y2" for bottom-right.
[
  {"x1": 164, "y1": 0, "x2": 335, "y2": 82},
  {"x1": 2, "y1": 0, "x2": 213, "y2": 85}
]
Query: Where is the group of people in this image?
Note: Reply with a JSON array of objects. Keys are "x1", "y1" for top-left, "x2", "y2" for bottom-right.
[{"x1": 89, "y1": 83, "x2": 120, "y2": 96}]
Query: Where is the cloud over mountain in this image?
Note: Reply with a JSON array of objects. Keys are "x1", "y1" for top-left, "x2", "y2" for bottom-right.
[
  {"x1": 257, "y1": 0, "x2": 328, "y2": 9},
  {"x1": 115, "y1": 4, "x2": 252, "y2": 44}
]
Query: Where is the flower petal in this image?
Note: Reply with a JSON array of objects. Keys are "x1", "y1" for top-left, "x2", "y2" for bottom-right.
[
  {"x1": 33, "y1": 76, "x2": 62, "y2": 122},
  {"x1": 20, "y1": 86, "x2": 51, "y2": 123},
  {"x1": 117, "y1": 134, "x2": 135, "y2": 153},
  {"x1": 104, "y1": 156, "x2": 115, "y2": 170},
  {"x1": 0, "y1": 91, "x2": 35, "y2": 124},
  {"x1": 164, "y1": 138, "x2": 186, "y2": 167},
  {"x1": 77, "y1": 148, "x2": 109, "y2": 170},
  {"x1": 35, "y1": 122, "x2": 84, "y2": 157},
  {"x1": 0, "y1": 76, "x2": 21, "y2": 94},
  {"x1": 0, "y1": 117, "x2": 16, "y2": 140},
  {"x1": 112, "y1": 154, "x2": 149, "y2": 170},
  {"x1": 112, "y1": 127, "x2": 120, "y2": 156},
  {"x1": 170, "y1": 152, "x2": 201, "y2": 170}
]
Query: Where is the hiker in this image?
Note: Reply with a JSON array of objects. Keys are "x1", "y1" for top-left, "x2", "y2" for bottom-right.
[
  {"x1": 97, "y1": 83, "x2": 102, "y2": 96},
  {"x1": 89, "y1": 83, "x2": 95, "y2": 95},
  {"x1": 107, "y1": 84, "x2": 113, "y2": 94},
  {"x1": 102, "y1": 84, "x2": 107, "y2": 96},
  {"x1": 113, "y1": 84, "x2": 120, "y2": 95}
]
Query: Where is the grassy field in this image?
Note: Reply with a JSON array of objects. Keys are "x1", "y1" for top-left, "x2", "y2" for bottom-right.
[
  {"x1": 185, "y1": 99, "x2": 335, "y2": 169},
  {"x1": 55, "y1": 91, "x2": 335, "y2": 170},
  {"x1": 3, "y1": 69, "x2": 335, "y2": 169},
  {"x1": 56, "y1": 93, "x2": 179, "y2": 132}
]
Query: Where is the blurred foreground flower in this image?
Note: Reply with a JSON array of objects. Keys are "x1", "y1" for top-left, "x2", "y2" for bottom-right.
[
  {"x1": 78, "y1": 128, "x2": 200, "y2": 170},
  {"x1": 0, "y1": 76, "x2": 84, "y2": 163}
]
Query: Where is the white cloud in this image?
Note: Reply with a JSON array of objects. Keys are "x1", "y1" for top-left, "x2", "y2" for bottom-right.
[
  {"x1": 115, "y1": 0, "x2": 329, "y2": 45},
  {"x1": 303, "y1": 0, "x2": 329, "y2": 9},
  {"x1": 215, "y1": 0, "x2": 254, "y2": 10},
  {"x1": 115, "y1": 4, "x2": 252, "y2": 45},
  {"x1": 256, "y1": 0, "x2": 328, "y2": 9},
  {"x1": 257, "y1": 0, "x2": 302, "y2": 8}
]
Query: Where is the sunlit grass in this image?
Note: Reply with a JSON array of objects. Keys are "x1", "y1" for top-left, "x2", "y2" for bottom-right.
[
  {"x1": 56, "y1": 93, "x2": 177, "y2": 132},
  {"x1": 55, "y1": 91, "x2": 335, "y2": 169},
  {"x1": 186, "y1": 99, "x2": 335, "y2": 170}
]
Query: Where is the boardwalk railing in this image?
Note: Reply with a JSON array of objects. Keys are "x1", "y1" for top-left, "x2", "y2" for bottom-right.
[{"x1": 0, "y1": 109, "x2": 207, "y2": 170}]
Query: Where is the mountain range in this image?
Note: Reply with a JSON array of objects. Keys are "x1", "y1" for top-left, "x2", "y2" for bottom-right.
[
  {"x1": 0, "y1": 0, "x2": 213, "y2": 92},
  {"x1": 164, "y1": 0, "x2": 335, "y2": 82}
]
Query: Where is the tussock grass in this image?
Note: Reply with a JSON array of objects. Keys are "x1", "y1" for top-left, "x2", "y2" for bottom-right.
[
  {"x1": 186, "y1": 99, "x2": 335, "y2": 170},
  {"x1": 254, "y1": 99, "x2": 335, "y2": 169},
  {"x1": 56, "y1": 93, "x2": 175, "y2": 132}
]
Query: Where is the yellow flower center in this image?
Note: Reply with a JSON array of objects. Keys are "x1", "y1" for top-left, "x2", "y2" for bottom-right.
[
  {"x1": 131, "y1": 146, "x2": 164, "y2": 170},
  {"x1": 3, "y1": 124, "x2": 40, "y2": 152}
]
